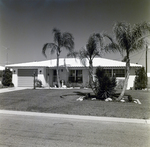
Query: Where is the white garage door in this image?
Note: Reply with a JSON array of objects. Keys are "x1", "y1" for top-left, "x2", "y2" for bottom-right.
[{"x1": 18, "y1": 69, "x2": 38, "y2": 87}]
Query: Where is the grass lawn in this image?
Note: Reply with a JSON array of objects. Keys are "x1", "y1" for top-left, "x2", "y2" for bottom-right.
[{"x1": 0, "y1": 88, "x2": 150, "y2": 119}]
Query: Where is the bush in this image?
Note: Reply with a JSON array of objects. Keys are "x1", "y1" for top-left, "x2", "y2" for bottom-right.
[
  {"x1": 134, "y1": 67, "x2": 147, "y2": 90},
  {"x1": 2, "y1": 68, "x2": 13, "y2": 87},
  {"x1": 94, "y1": 67, "x2": 117, "y2": 100},
  {"x1": 35, "y1": 79, "x2": 42, "y2": 87}
]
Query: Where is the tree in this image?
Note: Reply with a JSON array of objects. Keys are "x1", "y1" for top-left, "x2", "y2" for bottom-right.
[
  {"x1": 105, "y1": 21, "x2": 150, "y2": 100},
  {"x1": 68, "y1": 33, "x2": 104, "y2": 93},
  {"x1": 94, "y1": 67, "x2": 116, "y2": 100},
  {"x1": 42, "y1": 28, "x2": 74, "y2": 87},
  {"x1": 2, "y1": 68, "x2": 13, "y2": 87},
  {"x1": 134, "y1": 67, "x2": 147, "y2": 90}
]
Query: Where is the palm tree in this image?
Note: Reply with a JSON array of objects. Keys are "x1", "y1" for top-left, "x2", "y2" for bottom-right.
[
  {"x1": 42, "y1": 28, "x2": 74, "y2": 87},
  {"x1": 105, "y1": 21, "x2": 150, "y2": 100},
  {"x1": 70, "y1": 33, "x2": 104, "y2": 93}
]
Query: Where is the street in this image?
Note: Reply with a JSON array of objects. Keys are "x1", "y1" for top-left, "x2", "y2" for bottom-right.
[{"x1": 0, "y1": 112, "x2": 149, "y2": 147}]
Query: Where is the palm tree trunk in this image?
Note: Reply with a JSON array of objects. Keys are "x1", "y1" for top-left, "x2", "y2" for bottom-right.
[
  {"x1": 89, "y1": 60, "x2": 93, "y2": 86},
  {"x1": 56, "y1": 52, "x2": 61, "y2": 88},
  {"x1": 89, "y1": 59, "x2": 96, "y2": 95},
  {"x1": 117, "y1": 58, "x2": 130, "y2": 101}
]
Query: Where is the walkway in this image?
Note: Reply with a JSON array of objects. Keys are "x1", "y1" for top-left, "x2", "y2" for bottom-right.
[{"x1": 0, "y1": 87, "x2": 30, "y2": 93}]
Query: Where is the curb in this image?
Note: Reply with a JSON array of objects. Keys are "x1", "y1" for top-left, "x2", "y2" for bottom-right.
[{"x1": 0, "y1": 110, "x2": 149, "y2": 124}]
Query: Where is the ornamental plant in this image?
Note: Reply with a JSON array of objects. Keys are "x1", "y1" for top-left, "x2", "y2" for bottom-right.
[
  {"x1": 2, "y1": 68, "x2": 13, "y2": 87},
  {"x1": 134, "y1": 67, "x2": 147, "y2": 90},
  {"x1": 94, "y1": 67, "x2": 116, "y2": 100}
]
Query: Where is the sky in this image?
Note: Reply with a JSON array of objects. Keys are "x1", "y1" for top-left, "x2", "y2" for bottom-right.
[{"x1": 0, "y1": 0, "x2": 150, "y2": 70}]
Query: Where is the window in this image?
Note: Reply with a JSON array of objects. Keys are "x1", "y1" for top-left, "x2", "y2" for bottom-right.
[
  {"x1": 69, "y1": 70, "x2": 75, "y2": 82},
  {"x1": 113, "y1": 69, "x2": 125, "y2": 77},
  {"x1": 104, "y1": 69, "x2": 112, "y2": 77},
  {"x1": 69, "y1": 70, "x2": 83, "y2": 83},
  {"x1": 53, "y1": 70, "x2": 57, "y2": 82},
  {"x1": 76, "y1": 70, "x2": 82, "y2": 83}
]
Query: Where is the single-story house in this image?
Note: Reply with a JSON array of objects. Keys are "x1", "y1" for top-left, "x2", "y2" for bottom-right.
[{"x1": 6, "y1": 57, "x2": 142, "y2": 89}]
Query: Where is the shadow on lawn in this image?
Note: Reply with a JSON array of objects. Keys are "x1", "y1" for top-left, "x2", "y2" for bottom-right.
[{"x1": 60, "y1": 91, "x2": 91, "y2": 98}]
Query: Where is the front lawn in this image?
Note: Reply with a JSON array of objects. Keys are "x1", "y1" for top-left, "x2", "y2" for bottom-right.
[{"x1": 0, "y1": 89, "x2": 150, "y2": 119}]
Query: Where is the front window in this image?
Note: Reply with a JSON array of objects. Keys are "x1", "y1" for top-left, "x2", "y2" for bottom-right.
[
  {"x1": 69, "y1": 70, "x2": 83, "y2": 83},
  {"x1": 104, "y1": 69, "x2": 112, "y2": 77},
  {"x1": 113, "y1": 69, "x2": 125, "y2": 77}
]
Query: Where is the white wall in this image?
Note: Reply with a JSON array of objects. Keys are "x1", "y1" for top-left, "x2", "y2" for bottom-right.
[
  {"x1": 37, "y1": 68, "x2": 47, "y2": 87},
  {"x1": 127, "y1": 75, "x2": 136, "y2": 90},
  {"x1": 12, "y1": 68, "x2": 18, "y2": 87}
]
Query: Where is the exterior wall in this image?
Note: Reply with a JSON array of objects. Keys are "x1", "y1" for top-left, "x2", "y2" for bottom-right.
[
  {"x1": 46, "y1": 68, "x2": 53, "y2": 87},
  {"x1": 59, "y1": 68, "x2": 69, "y2": 86},
  {"x1": 12, "y1": 68, "x2": 18, "y2": 87},
  {"x1": 147, "y1": 73, "x2": 150, "y2": 88},
  {"x1": 127, "y1": 75, "x2": 136, "y2": 90},
  {"x1": 11, "y1": 66, "x2": 138, "y2": 89},
  {"x1": 0, "y1": 71, "x2": 3, "y2": 85},
  {"x1": 11, "y1": 67, "x2": 47, "y2": 87},
  {"x1": 37, "y1": 68, "x2": 47, "y2": 87},
  {"x1": 82, "y1": 68, "x2": 89, "y2": 87}
]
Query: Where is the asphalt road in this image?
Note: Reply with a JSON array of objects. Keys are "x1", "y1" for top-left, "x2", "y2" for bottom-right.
[{"x1": 0, "y1": 112, "x2": 149, "y2": 147}]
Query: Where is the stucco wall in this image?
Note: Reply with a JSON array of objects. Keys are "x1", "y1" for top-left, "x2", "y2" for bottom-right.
[
  {"x1": 37, "y1": 68, "x2": 47, "y2": 87},
  {"x1": 12, "y1": 68, "x2": 18, "y2": 87}
]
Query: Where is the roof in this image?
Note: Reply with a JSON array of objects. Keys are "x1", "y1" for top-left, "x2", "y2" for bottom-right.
[
  {"x1": 6, "y1": 58, "x2": 142, "y2": 68},
  {"x1": 0, "y1": 66, "x2": 5, "y2": 70}
]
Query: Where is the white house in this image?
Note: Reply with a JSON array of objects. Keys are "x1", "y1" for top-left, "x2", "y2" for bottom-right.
[{"x1": 6, "y1": 58, "x2": 142, "y2": 89}]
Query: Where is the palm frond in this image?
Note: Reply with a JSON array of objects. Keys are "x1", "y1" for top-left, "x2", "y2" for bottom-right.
[
  {"x1": 131, "y1": 22, "x2": 150, "y2": 51},
  {"x1": 113, "y1": 22, "x2": 132, "y2": 51},
  {"x1": 79, "y1": 47, "x2": 89, "y2": 60},
  {"x1": 52, "y1": 28, "x2": 63, "y2": 46},
  {"x1": 62, "y1": 32, "x2": 74, "y2": 51},
  {"x1": 104, "y1": 42, "x2": 120, "y2": 53},
  {"x1": 95, "y1": 33, "x2": 105, "y2": 48},
  {"x1": 42, "y1": 43, "x2": 58, "y2": 58},
  {"x1": 103, "y1": 33, "x2": 120, "y2": 53},
  {"x1": 67, "y1": 51, "x2": 78, "y2": 58}
]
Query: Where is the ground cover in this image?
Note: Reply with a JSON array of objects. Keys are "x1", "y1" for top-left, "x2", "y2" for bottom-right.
[{"x1": 0, "y1": 88, "x2": 149, "y2": 119}]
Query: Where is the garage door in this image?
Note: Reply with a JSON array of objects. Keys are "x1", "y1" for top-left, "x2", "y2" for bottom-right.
[{"x1": 18, "y1": 69, "x2": 38, "y2": 87}]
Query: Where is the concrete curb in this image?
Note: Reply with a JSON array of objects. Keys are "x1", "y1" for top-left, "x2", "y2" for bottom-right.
[{"x1": 0, "y1": 110, "x2": 149, "y2": 124}]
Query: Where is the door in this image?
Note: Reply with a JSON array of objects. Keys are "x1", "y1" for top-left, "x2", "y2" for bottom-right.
[{"x1": 18, "y1": 69, "x2": 37, "y2": 87}]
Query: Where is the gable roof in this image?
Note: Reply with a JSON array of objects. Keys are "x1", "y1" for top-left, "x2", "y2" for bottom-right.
[{"x1": 6, "y1": 58, "x2": 142, "y2": 68}]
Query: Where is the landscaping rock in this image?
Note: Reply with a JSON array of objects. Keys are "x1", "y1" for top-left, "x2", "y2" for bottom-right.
[
  {"x1": 105, "y1": 98, "x2": 112, "y2": 102},
  {"x1": 120, "y1": 99, "x2": 125, "y2": 102},
  {"x1": 91, "y1": 98, "x2": 96, "y2": 101},
  {"x1": 76, "y1": 96, "x2": 85, "y2": 101}
]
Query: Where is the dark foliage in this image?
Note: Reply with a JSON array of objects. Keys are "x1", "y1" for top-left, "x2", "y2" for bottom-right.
[
  {"x1": 134, "y1": 67, "x2": 147, "y2": 90},
  {"x1": 2, "y1": 68, "x2": 13, "y2": 87},
  {"x1": 35, "y1": 79, "x2": 42, "y2": 87},
  {"x1": 94, "y1": 67, "x2": 117, "y2": 100}
]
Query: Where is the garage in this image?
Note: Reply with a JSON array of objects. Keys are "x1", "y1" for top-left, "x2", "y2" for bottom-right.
[{"x1": 18, "y1": 69, "x2": 38, "y2": 87}]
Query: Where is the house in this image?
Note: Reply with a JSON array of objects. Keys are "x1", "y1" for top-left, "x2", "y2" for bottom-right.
[{"x1": 5, "y1": 58, "x2": 142, "y2": 89}]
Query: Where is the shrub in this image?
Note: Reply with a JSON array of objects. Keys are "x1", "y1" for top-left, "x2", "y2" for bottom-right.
[
  {"x1": 35, "y1": 79, "x2": 42, "y2": 87},
  {"x1": 94, "y1": 67, "x2": 117, "y2": 100},
  {"x1": 134, "y1": 67, "x2": 147, "y2": 90},
  {"x1": 2, "y1": 68, "x2": 13, "y2": 87}
]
